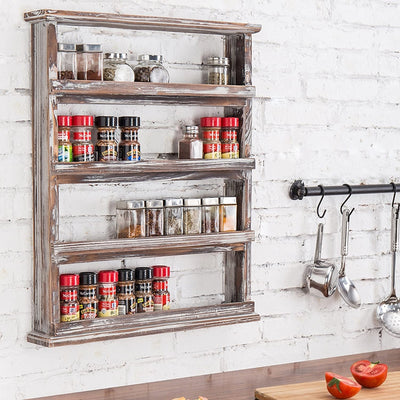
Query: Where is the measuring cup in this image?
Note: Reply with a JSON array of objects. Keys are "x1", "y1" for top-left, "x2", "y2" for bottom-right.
[{"x1": 304, "y1": 223, "x2": 338, "y2": 297}]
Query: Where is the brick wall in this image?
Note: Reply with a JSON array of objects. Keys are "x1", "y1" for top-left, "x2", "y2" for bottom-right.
[{"x1": 1, "y1": 0, "x2": 400, "y2": 398}]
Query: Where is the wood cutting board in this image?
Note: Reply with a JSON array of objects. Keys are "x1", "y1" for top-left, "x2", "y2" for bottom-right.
[{"x1": 255, "y1": 370, "x2": 400, "y2": 400}]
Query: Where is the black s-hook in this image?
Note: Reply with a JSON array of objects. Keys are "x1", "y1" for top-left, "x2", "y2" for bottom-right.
[
  {"x1": 391, "y1": 182, "x2": 397, "y2": 207},
  {"x1": 340, "y1": 184, "x2": 355, "y2": 218},
  {"x1": 316, "y1": 184, "x2": 327, "y2": 218}
]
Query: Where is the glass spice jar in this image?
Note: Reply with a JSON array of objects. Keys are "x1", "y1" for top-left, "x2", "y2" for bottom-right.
[
  {"x1": 178, "y1": 125, "x2": 203, "y2": 159},
  {"x1": 118, "y1": 116, "x2": 141, "y2": 161},
  {"x1": 117, "y1": 265, "x2": 136, "y2": 315},
  {"x1": 135, "y1": 267, "x2": 154, "y2": 313},
  {"x1": 183, "y1": 198, "x2": 202, "y2": 235},
  {"x1": 152, "y1": 265, "x2": 171, "y2": 311},
  {"x1": 57, "y1": 43, "x2": 77, "y2": 80},
  {"x1": 200, "y1": 117, "x2": 221, "y2": 159},
  {"x1": 116, "y1": 200, "x2": 146, "y2": 239},
  {"x1": 79, "y1": 272, "x2": 98, "y2": 320},
  {"x1": 98, "y1": 270, "x2": 118, "y2": 318},
  {"x1": 103, "y1": 53, "x2": 135, "y2": 82},
  {"x1": 95, "y1": 116, "x2": 118, "y2": 162},
  {"x1": 71, "y1": 115, "x2": 94, "y2": 162},
  {"x1": 219, "y1": 197, "x2": 237, "y2": 232},
  {"x1": 145, "y1": 200, "x2": 164, "y2": 236},
  {"x1": 202, "y1": 197, "x2": 220, "y2": 233},
  {"x1": 164, "y1": 198, "x2": 183, "y2": 236},
  {"x1": 206, "y1": 57, "x2": 230, "y2": 85},
  {"x1": 221, "y1": 117, "x2": 240, "y2": 159},
  {"x1": 134, "y1": 55, "x2": 170, "y2": 83},
  {"x1": 76, "y1": 44, "x2": 103, "y2": 80},
  {"x1": 60, "y1": 274, "x2": 80, "y2": 322},
  {"x1": 57, "y1": 115, "x2": 73, "y2": 162}
]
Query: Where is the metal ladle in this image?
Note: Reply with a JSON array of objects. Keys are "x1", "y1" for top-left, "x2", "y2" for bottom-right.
[
  {"x1": 377, "y1": 203, "x2": 400, "y2": 337},
  {"x1": 337, "y1": 207, "x2": 361, "y2": 308}
]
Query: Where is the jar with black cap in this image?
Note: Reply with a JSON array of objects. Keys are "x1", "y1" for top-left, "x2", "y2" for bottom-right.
[
  {"x1": 118, "y1": 116, "x2": 141, "y2": 161},
  {"x1": 95, "y1": 116, "x2": 118, "y2": 162},
  {"x1": 135, "y1": 267, "x2": 154, "y2": 313},
  {"x1": 117, "y1": 263, "x2": 135, "y2": 315},
  {"x1": 79, "y1": 272, "x2": 98, "y2": 320}
]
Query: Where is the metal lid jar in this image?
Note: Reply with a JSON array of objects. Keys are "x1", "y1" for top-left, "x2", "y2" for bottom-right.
[
  {"x1": 219, "y1": 196, "x2": 237, "y2": 232},
  {"x1": 57, "y1": 43, "x2": 77, "y2": 80},
  {"x1": 202, "y1": 197, "x2": 220, "y2": 233},
  {"x1": 183, "y1": 198, "x2": 202, "y2": 235},
  {"x1": 164, "y1": 198, "x2": 183, "y2": 236},
  {"x1": 134, "y1": 55, "x2": 170, "y2": 83},
  {"x1": 178, "y1": 125, "x2": 203, "y2": 160},
  {"x1": 206, "y1": 57, "x2": 230, "y2": 85},
  {"x1": 103, "y1": 53, "x2": 135, "y2": 82},
  {"x1": 77, "y1": 44, "x2": 103, "y2": 80},
  {"x1": 116, "y1": 200, "x2": 146, "y2": 238},
  {"x1": 145, "y1": 199, "x2": 164, "y2": 236}
]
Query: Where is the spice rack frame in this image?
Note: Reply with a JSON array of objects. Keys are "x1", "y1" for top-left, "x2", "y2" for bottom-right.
[{"x1": 25, "y1": 9, "x2": 261, "y2": 347}]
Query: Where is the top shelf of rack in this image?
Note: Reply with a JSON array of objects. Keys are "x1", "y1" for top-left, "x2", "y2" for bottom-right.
[{"x1": 24, "y1": 9, "x2": 262, "y2": 35}]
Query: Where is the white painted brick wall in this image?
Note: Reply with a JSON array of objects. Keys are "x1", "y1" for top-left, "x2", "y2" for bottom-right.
[{"x1": 1, "y1": 0, "x2": 400, "y2": 399}]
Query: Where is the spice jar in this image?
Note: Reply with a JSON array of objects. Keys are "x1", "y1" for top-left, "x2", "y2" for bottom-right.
[
  {"x1": 152, "y1": 265, "x2": 170, "y2": 311},
  {"x1": 202, "y1": 197, "x2": 220, "y2": 233},
  {"x1": 206, "y1": 57, "x2": 230, "y2": 85},
  {"x1": 118, "y1": 116, "x2": 141, "y2": 161},
  {"x1": 145, "y1": 200, "x2": 164, "y2": 236},
  {"x1": 79, "y1": 272, "x2": 98, "y2": 320},
  {"x1": 135, "y1": 267, "x2": 154, "y2": 313},
  {"x1": 57, "y1": 43, "x2": 77, "y2": 80},
  {"x1": 219, "y1": 197, "x2": 237, "y2": 232},
  {"x1": 95, "y1": 116, "x2": 118, "y2": 162},
  {"x1": 183, "y1": 198, "x2": 202, "y2": 235},
  {"x1": 77, "y1": 44, "x2": 103, "y2": 80},
  {"x1": 60, "y1": 274, "x2": 79, "y2": 322},
  {"x1": 164, "y1": 198, "x2": 183, "y2": 236},
  {"x1": 117, "y1": 265, "x2": 135, "y2": 315},
  {"x1": 134, "y1": 55, "x2": 169, "y2": 83},
  {"x1": 200, "y1": 117, "x2": 221, "y2": 160},
  {"x1": 57, "y1": 115, "x2": 73, "y2": 162},
  {"x1": 221, "y1": 117, "x2": 240, "y2": 159},
  {"x1": 103, "y1": 53, "x2": 135, "y2": 82},
  {"x1": 116, "y1": 200, "x2": 146, "y2": 238},
  {"x1": 178, "y1": 125, "x2": 203, "y2": 159},
  {"x1": 72, "y1": 115, "x2": 94, "y2": 162},
  {"x1": 98, "y1": 270, "x2": 118, "y2": 318}
]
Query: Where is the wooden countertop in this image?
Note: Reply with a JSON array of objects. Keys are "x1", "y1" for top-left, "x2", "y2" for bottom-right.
[{"x1": 29, "y1": 349, "x2": 400, "y2": 400}]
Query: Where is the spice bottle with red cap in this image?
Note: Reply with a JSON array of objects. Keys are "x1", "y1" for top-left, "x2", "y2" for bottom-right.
[
  {"x1": 152, "y1": 265, "x2": 170, "y2": 311},
  {"x1": 57, "y1": 115, "x2": 73, "y2": 162},
  {"x1": 98, "y1": 270, "x2": 118, "y2": 317},
  {"x1": 221, "y1": 117, "x2": 240, "y2": 159},
  {"x1": 60, "y1": 274, "x2": 80, "y2": 322},
  {"x1": 71, "y1": 115, "x2": 95, "y2": 162},
  {"x1": 200, "y1": 117, "x2": 221, "y2": 159},
  {"x1": 95, "y1": 116, "x2": 118, "y2": 162}
]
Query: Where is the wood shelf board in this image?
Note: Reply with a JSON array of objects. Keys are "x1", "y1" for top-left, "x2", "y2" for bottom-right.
[
  {"x1": 24, "y1": 10, "x2": 262, "y2": 35},
  {"x1": 53, "y1": 231, "x2": 255, "y2": 264},
  {"x1": 27, "y1": 301, "x2": 259, "y2": 347}
]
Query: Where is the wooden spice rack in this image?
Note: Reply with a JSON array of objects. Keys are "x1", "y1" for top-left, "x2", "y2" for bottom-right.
[{"x1": 24, "y1": 9, "x2": 261, "y2": 347}]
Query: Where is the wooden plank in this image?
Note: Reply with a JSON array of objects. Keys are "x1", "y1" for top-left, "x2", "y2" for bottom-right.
[
  {"x1": 255, "y1": 371, "x2": 400, "y2": 400},
  {"x1": 24, "y1": 9, "x2": 262, "y2": 35},
  {"x1": 53, "y1": 231, "x2": 255, "y2": 264},
  {"x1": 27, "y1": 301, "x2": 259, "y2": 347}
]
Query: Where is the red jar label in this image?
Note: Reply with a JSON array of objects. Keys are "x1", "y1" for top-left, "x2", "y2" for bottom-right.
[
  {"x1": 221, "y1": 130, "x2": 238, "y2": 141},
  {"x1": 73, "y1": 131, "x2": 92, "y2": 141},
  {"x1": 60, "y1": 303, "x2": 79, "y2": 322},
  {"x1": 203, "y1": 142, "x2": 221, "y2": 159},
  {"x1": 221, "y1": 142, "x2": 239, "y2": 159},
  {"x1": 80, "y1": 302, "x2": 98, "y2": 319},
  {"x1": 99, "y1": 286, "x2": 116, "y2": 298},
  {"x1": 98, "y1": 300, "x2": 118, "y2": 317},
  {"x1": 202, "y1": 130, "x2": 220, "y2": 140},
  {"x1": 154, "y1": 293, "x2": 170, "y2": 311},
  {"x1": 60, "y1": 289, "x2": 78, "y2": 302},
  {"x1": 73, "y1": 144, "x2": 94, "y2": 162}
]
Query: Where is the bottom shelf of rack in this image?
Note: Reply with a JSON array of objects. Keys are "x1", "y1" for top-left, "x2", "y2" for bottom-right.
[{"x1": 27, "y1": 301, "x2": 259, "y2": 347}]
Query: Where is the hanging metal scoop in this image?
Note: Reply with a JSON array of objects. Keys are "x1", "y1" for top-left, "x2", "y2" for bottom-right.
[
  {"x1": 337, "y1": 208, "x2": 361, "y2": 308},
  {"x1": 377, "y1": 203, "x2": 400, "y2": 336}
]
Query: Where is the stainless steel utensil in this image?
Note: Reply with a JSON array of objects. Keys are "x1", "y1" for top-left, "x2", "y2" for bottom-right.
[
  {"x1": 337, "y1": 207, "x2": 361, "y2": 308},
  {"x1": 304, "y1": 223, "x2": 338, "y2": 297},
  {"x1": 377, "y1": 203, "x2": 400, "y2": 336}
]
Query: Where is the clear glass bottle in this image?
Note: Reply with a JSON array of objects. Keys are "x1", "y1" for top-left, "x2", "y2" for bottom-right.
[
  {"x1": 116, "y1": 200, "x2": 146, "y2": 238},
  {"x1": 71, "y1": 115, "x2": 94, "y2": 162},
  {"x1": 221, "y1": 117, "x2": 240, "y2": 159},
  {"x1": 164, "y1": 198, "x2": 183, "y2": 236},
  {"x1": 103, "y1": 53, "x2": 135, "y2": 82},
  {"x1": 202, "y1": 197, "x2": 220, "y2": 233},
  {"x1": 95, "y1": 116, "x2": 118, "y2": 162},
  {"x1": 76, "y1": 44, "x2": 103, "y2": 80},
  {"x1": 183, "y1": 198, "x2": 202, "y2": 235},
  {"x1": 206, "y1": 57, "x2": 230, "y2": 85},
  {"x1": 145, "y1": 200, "x2": 164, "y2": 236},
  {"x1": 200, "y1": 117, "x2": 221, "y2": 160},
  {"x1": 219, "y1": 197, "x2": 237, "y2": 232},
  {"x1": 178, "y1": 125, "x2": 203, "y2": 159},
  {"x1": 134, "y1": 55, "x2": 169, "y2": 83},
  {"x1": 57, "y1": 115, "x2": 73, "y2": 162},
  {"x1": 57, "y1": 43, "x2": 77, "y2": 80},
  {"x1": 118, "y1": 116, "x2": 141, "y2": 161}
]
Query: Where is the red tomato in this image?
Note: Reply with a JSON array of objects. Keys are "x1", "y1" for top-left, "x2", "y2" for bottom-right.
[
  {"x1": 325, "y1": 372, "x2": 362, "y2": 399},
  {"x1": 350, "y1": 360, "x2": 388, "y2": 388}
]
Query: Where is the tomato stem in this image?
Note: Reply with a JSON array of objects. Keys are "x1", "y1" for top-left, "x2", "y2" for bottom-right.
[{"x1": 328, "y1": 377, "x2": 342, "y2": 393}]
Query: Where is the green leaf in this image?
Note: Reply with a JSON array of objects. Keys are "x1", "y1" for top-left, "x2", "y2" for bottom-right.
[
  {"x1": 328, "y1": 377, "x2": 342, "y2": 393},
  {"x1": 372, "y1": 361, "x2": 380, "y2": 365}
]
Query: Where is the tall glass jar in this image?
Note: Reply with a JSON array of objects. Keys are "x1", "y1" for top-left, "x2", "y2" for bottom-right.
[
  {"x1": 145, "y1": 200, "x2": 164, "y2": 236},
  {"x1": 200, "y1": 117, "x2": 221, "y2": 159},
  {"x1": 71, "y1": 115, "x2": 94, "y2": 162},
  {"x1": 57, "y1": 115, "x2": 73, "y2": 162},
  {"x1": 103, "y1": 53, "x2": 135, "y2": 82},
  {"x1": 183, "y1": 198, "x2": 202, "y2": 235},
  {"x1": 95, "y1": 116, "x2": 118, "y2": 162},
  {"x1": 221, "y1": 117, "x2": 240, "y2": 159},
  {"x1": 219, "y1": 196, "x2": 237, "y2": 232},
  {"x1": 206, "y1": 57, "x2": 230, "y2": 85},
  {"x1": 164, "y1": 198, "x2": 183, "y2": 236},
  {"x1": 118, "y1": 116, "x2": 141, "y2": 161},
  {"x1": 116, "y1": 200, "x2": 146, "y2": 238},
  {"x1": 202, "y1": 197, "x2": 220, "y2": 233},
  {"x1": 57, "y1": 43, "x2": 77, "y2": 80},
  {"x1": 178, "y1": 125, "x2": 203, "y2": 159},
  {"x1": 134, "y1": 55, "x2": 169, "y2": 83},
  {"x1": 77, "y1": 44, "x2": 103, "y2": 80}
]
